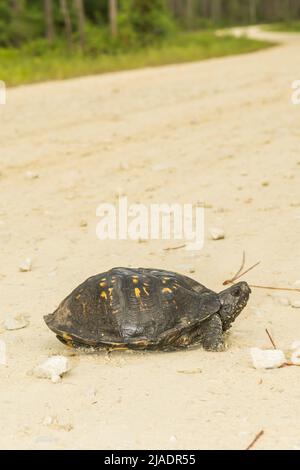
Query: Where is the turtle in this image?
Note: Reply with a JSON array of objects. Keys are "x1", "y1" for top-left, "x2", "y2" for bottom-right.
[{"x1": 44, "y1": 267, "x2": 251, "y2": 352}]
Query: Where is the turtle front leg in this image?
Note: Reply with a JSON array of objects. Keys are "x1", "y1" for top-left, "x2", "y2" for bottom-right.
[{"x1": 199, "y1": 314, "x2": 224, "y2": 351}]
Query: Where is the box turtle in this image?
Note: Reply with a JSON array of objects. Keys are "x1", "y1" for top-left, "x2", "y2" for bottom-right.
[{"x1": 44, "y1": 267, "x2": 251, "y2": 351}]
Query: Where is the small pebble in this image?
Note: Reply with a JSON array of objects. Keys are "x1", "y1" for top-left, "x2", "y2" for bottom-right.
[
  {"x1": 33, "y1": 356, "x2": 70, "y2": 383},
  {"x1": 291, "y1": 300, "x2": 300, "y2": 309},
  {"x1": 250, "y1": 347, "x2": 286, "y2": 369},
  {"x1": 0, "y1": 340, "x2": 6, "y2": 365},
  {"x1": 209, "y1": 228, "x2": 225, "y2": 240},
  {"x1": 169, "y1": 435, "x2": 177, "y2": 443},
  {"x1": 19, "y1": 257, "x2": 32, "y2": 272},
  {"x1": 293, "y1": 280, "x2": 300, "y2": 287},
  {"x1": 25, "y1": 170, "x2": 39, "y2": 179},
  {"x1": 4, "y1": 315, "x2": 29, "y2": 331},
  {"x1": 261, "y1": 179, "x2": 270, "y2": 187}
]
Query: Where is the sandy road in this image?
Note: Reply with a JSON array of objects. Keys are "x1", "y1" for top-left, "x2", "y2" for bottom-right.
[{"x1": 0, "y1": 28, "x2": 300, "y2": 450}]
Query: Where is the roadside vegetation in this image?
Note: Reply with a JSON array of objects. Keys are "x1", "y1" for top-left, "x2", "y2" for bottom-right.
[{"x1": 1, "y1": 1, "x2": 297, "y2": 87}]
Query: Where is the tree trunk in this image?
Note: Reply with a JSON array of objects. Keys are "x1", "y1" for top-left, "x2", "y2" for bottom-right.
[
  {"x1": 44, "y1": 0, "x2": 55, "y2": 43},
  {"x1": 60, "y1": 0, "x2": 73, "y2": 50},
  {"x1": 186, "y1": 0, "x2": 194, "y2": 29},
  {"x1": 109, "y1": 0, "x2": 118, "y2": 37},
  {"x1": 249, "y1": 0, "x2": 257, "y2": 23},
  {"x1": 211, "y1": 0, "x2": 222, "y2": 23},
  {"x1": 75, "y1": 0, "x2": 85, "y2": 50}
]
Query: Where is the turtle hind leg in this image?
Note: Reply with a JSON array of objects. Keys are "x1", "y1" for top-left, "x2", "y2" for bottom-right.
[{"x1": 198, "y1": 314, "x2": 224, "y2": 351}]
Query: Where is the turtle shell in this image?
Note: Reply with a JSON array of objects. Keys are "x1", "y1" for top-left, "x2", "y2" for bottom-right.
[{"x1": 44, "y1": 267, "x2": 221, "y2": 350}]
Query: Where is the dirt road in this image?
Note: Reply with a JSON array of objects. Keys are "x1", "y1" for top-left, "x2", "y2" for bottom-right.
[{"x1": 0, "y1": 28, "x2": 300, "y2": 450}]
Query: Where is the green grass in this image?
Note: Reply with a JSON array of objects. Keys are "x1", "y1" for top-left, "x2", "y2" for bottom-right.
[
  {"x1": 265, "y1": 22, "x2": 300, "y2": 32},
  {"x1": 0, "y1": 31, "x2": 274, "y2": 87}
]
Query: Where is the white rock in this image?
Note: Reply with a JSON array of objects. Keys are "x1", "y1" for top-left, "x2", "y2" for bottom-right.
[
  {"x1": 33, "y1": 356, "x2": 70, "y2": 383},
  {"x1": 291, "y1": 300, "x2": 300, "y2": 309},
  {"x1": 250, "y1": 347, "x2": 286, "y2": 369},
  {"x1": 169, "y1": 435, "x2": 177, "y2": 443},
  {"x1": 291, "y1": 349, "x2": 300, "y2": 366},
  {"x1": 25, "y1": 170, "x2": 39, "y2": 180},
  {"x1": 209, "y1": 227, "x2": 225, "y2": 240},
  {"x1": 4, "y1": 315, "x2": 29, "y2": 331},
  {"x1": 0, "y1": 340, "x2": 6, "y2": 365},
  {"x1": 19, "y1": 257, "x2": 32, "y2": 272},
  {"x1": 294, "y1": 280, "x2": 300, "y2": 287}
]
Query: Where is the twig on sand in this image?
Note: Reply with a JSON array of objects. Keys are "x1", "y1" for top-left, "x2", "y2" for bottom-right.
[
  {"x1": 163, "y1": 244, "x2": 186, "y2": 251},
  {"x1": 223, "y1": 251, "x2": 246, "y2": 285},
  {"x1": 245, "y1": 430, "x2": 264, "y2": 450},
  {"x1": 265, "y1": 328, "x2": 277, "y2": 350},
  {"x1": 223, "y1": 252, "x2": 300, "y2": 293},
  {"x1": 223, "y1": 252, "x2": 260, "y2": 285},
  {"x1": 264, "y1": 329, "x2": 300, "y2": 368},
  {"x1": 249, "y1": 284, "x2": 300, "y2": 293}
]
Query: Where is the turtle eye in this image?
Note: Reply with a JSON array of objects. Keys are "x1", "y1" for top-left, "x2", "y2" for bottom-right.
[{"x1": 232, "y1": 286, "x2": 241, "y2": 297}]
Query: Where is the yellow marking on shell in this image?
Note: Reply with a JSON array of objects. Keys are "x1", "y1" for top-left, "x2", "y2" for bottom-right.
[
  {"x1": 162, "y1": 287, "x2": 172, "y2": 294},
  {"x1": 143, "y1": 286, "x2": 149, "y2": 295},
  {"x1": 75, "y1": 294, "x2": 81, "y2": 300},
  {"x1": 132, "y1": 277, "x2": 139, "y2": 284},
  {"x1": 100, "y1": 281, "x2": 106, "y2": 287},
  {"x1": 62, "y1": 333, "x2": 72, "y2": 341},
  {"x1": 135, "y1": 287, "x2": 141, "y2": 298},
  {"x1": 100, "y1": 291, "x2": 107, "y2": 300},
  {"x1": 108, "y1": 287, "x2": 113, "y2": 295}
]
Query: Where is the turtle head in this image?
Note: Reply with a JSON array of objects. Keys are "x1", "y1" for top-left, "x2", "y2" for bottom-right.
[{"x1": 218, "y1": 282, "x2": 251, "y2": 331}]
